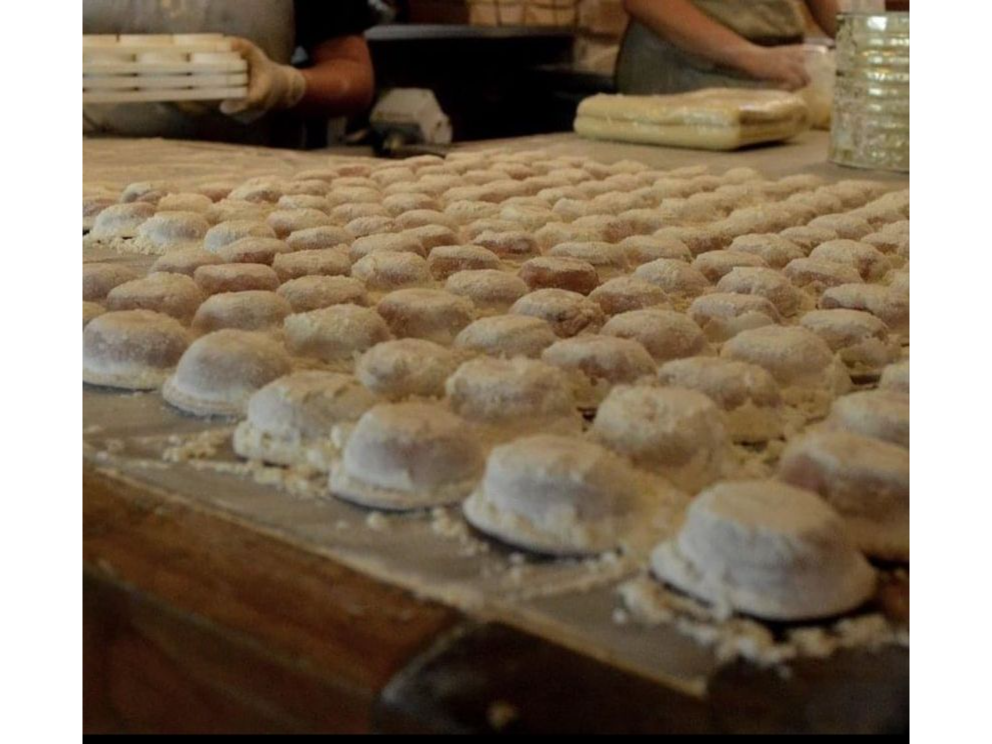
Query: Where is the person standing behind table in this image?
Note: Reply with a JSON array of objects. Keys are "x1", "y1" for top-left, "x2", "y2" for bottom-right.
[
  {"x1": 83, "y1": 0, "x2": 377, "y2": 147},
  {"x1": 617, "y1": 0, "x2": 839, "y2": 94}
]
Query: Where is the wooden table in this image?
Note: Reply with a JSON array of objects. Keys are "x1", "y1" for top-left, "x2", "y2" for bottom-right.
[{"x1": 83, "y1": 133, "x2": 908, "y2": 734}]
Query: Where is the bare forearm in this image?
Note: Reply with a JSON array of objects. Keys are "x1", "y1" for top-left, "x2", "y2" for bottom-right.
[
  {"x1": 296, "y1": 36, "x2": 375, "y2": 117},
  {"x1": 805, "y1": 0, "x2": 839, "y2": 37},
  {"x1": 623, "y1": 0, "x2": 756, "y2": 71}
]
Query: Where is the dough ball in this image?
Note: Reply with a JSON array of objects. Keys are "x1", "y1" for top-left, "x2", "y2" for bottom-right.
[
  {"x1": 204, "y1": 220, "x2": 276, "y2": 252},
  {"x1": 428, "y1": 244, "x2": 501, "y2": 280},
  {"x1": 519, "y1": 256, "x2": 600, "y2": 295},
  {"x1": 619, "y1": 235, "x2": 693, "y2": 266},
  {"x1": 356, "y1": 338, "x2": 462, "y2": 401},
  {"x1": 83, "y1": 310, "x2": 190, "y2": 390},
  {"x1": 809, "y1": 239, "x2": 892, "y2": 282},
  {"x1": 633, "y1": 258, "x2": 710, "y2": 301},
  {"x1": 106, "y1": 272, "x2": 204, "y2": 323},
  {"x1": 778, "y1": 225, "x2": 839, "y2": 253},
  {"x1": 377, "y1": 288, "x2": 475, "y2": 345},
  {"x1": 277, "y1": 275, "x2": 369, "y2": 312},
  {"x1": 215, "y1": 237, "x2": 292, "y2": 265},
  {"x1": 445, "y1": 269, "x2": 529, "y2": 315},
  {"x1": 687, "y1": 292, "x2": 781, "y2": 342},
  {"x1": 351, "y1": 252, "x2": 431, "y2": 292},
  {"x1": 728, "y1": 234, "x2": 805, "y2": 268},
  {"x1": 602, "y1": 309, "x2": 707, "y2": 363},
  {"x1": 151, "y1": 247, "x2": 223, "y2": 277},
  {"x1": 807, "y1": 213, "x2": 873, "y2": 240},
  {"x1": 542, "y1": 335, "x2": 656, "y2": 408},
  {"x1": 589, "y1": 276, "x2": 670, "y2": 316},
  {"x1": 691, "y1": 250, "x2": 768, "y2": 283},
  {"x1": 272, "y1": 247, "x2": 351, "y2": 282},
  {"x1": 510, "y1": 289, "x2": 605, "y2": 338},
  {"x1": 716, "y1": 267, "x2": 803, "y2": 317},
  {"x1": 879, "y1": 360, "x2": 909, "y2": 393},
  {"x1": 454, "y1": 315, "x2": 557, "y2": 359},
  {"x1": 349, "y1": 232, "x2": 425, "y2": 262},
  {"x1": 89, "y1": 202, "x2": 155, "y2": 239},
  {"x1": 824, "y1": 389, "x2": 909, "y2": 448},
  {"x1": 819, "y1": 284, "x2": 909, "y2": 335},
  {"x1": 83, "y1": 263, "x2": 140, "y2": 301},
  {"x1": 800, "y1": 309, "x2": 899, "y2": 379},
  {"x1": 472, "y1": 230, "x2": 540, "y2": 260},
  {"x1": 284, "y1": 304, "x2": 391, "y2": 368},
  {"x1": 548, "y1": 241, "x2": 630, "y2": 280},
  {"x1": 191, "y1": 290, "x2": 292, "y2": 333},
  {"x1": 194, "y1": 263, "x2": 280, "y2": 295}
]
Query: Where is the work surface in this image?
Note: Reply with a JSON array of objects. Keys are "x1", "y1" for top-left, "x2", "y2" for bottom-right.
[{"x1": 83, "y1": 132, "x2": 908, "y2": 734}]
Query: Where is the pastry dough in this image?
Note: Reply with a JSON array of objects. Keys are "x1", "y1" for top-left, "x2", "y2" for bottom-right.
[
  {"x1": 510, "y1": 289, "x2": 605, "y2": 338},
  {"x1": 329, "y1": 402, "x2": 484, "y2": 511},
  {"x1": 272, "y1": 248, "x2": 351, "y2": 282},
  {"x1": 464, "y1": 434, "x2": 679, "y2": 556},
  {"x1": 454, "y1": 315, "x2": 557, "y2": 359},
  {"x1": 377, "y1": 288, "x2": 476, "y2": 345},
  {"x1": 427, "y1": 245, "x2": 501, "y2": 280},
  {"x1": 541, "y1": 335, "x2": 657, "y2": 409},
  {"x1": 84, "y1": 310, "x2": 190, "y2": 390},
  {"x1": 519, "y1": 256, "x2": 600, "y2": 295},
  {"x1": 284, "y1": 304, "x2": 392, "y2": 369},
  {"x1": 193, "y1": 263, "x2": 280, "y2": 295},
  {"x1": 192, "y1": 291, "x2": 292, "y2": 333},
  {"x1": 687, "y1": 292, "x2": 781, "y2": 343},
  {"x1": 277, "y1": 276, "x2": 369, "y2": 312},
  {"x1": 575, "y1": 89, "x2": 808, "y2": 151},
  {"x1": 445, "y1": 270, "x2": 529, "y2": 315},
  {"x1": 106, "y1": 272, "x2": 204, "y2": 323},
  {"x1": 163, "y1": 330, "x2": 291, "y2": 416},
  {"x1": 602, "y1": 308, "x2": 707, "y2": 363},
  {"x1": 356, "y1": 338, "x2": 463, "y2": 401},
  {"x1": 589, "y1": 276, "x2": 670, "y2": 316},
  {"x1": 649, "y1": 480, "x2": 876, "y2": 620},
  {"x1": 233, "y1": 371, "x2": 378, "y2": 471}
]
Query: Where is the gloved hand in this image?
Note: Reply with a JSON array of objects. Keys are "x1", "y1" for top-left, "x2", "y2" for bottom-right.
[{"x1": 219, "y1": 37, "x2": 306, "y2": 123}]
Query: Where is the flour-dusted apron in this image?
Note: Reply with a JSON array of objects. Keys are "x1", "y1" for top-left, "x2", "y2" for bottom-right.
[
  {"x1": 83, "y1": 0, "x2": 296, "y2": 144},
  {"x1": 616, "y1": 0, "x2": 807, "y2": 95}
]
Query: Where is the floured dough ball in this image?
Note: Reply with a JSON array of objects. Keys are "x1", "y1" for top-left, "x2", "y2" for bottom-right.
[
  {"x1": 519, "y1": 256, "x2": 600, "y2": 295},
  {"x1": 809, "y1": 240, "x2": 891, "y2": 282},
  {"x1": 83, "y1": 310, "x2": 191, "y2": 390},
  {"x1": 592, "y1": 385, "x2": 728, "y2": 492},
  {"x1": 215, "y1": 237, "x2": 292, "y2": 265},
  {"x1": 394, "y1": 209, "x2": 456, "y2": 231},
  {"x1": 824, "y1": 389, "x2": 909, "y2": 448},
  {"x1": 500, "y1": 202, "x2": 558, "y2": 231},
  {"x1": 285, "y1": 225, "x2": 351, "y2": 252},
  {"x1": 463, "y1": 219, "x2": 517, "y2": 242},
  {"x1": 861, "y1": 231, "x2": 909, "y2": 261},
  {"x1": 88, "y1": 202, "x2": 155, "y2": 240},
  {"x1": 284, "y1": 304, "x2": 391, "y2": 369},
  {"x1": 602, "y1": 309, "x2": 707, "y2": 363},
  {"x1": 547, "y1": 241, "x2": 629, "y2": 280},
  {"x1": 779, "y1": 431, "x2": 909, "y2": 561},
  {"x1": 326, "y1": 185, "x2": 381, "y2": 207},
  {"x1": 122, "y1": 181, "x2": 172, "y2": 204},
  {"x1": 472, "y1": 230, "x2": 540, "y2": 260},
  {"x1": 463, "y1": 434, "x2": 665, "y2": 555},
  {"x1": 657, "y1": 357, "x2": 783, "y2": 443},
  {"x1": 444, "y1": 199, "x2": 500, "y2": 224},
  {"x1": 192, "y1": 290, "x2": 292, "y2": 333},
  {"x1": 800, "y1": 309, "x2": 899, "y2": 379},
  {"x1": 233, "y1": 371, "x2": 378, "y2": 471},
  {"x1": 820, "y1": 284, "x2": 909, "y2": 336},
  {"x1": 879, "y1": 360, "x2": 909, "y2": 393},
  {"x1": 782, "y1": 258, "x2": 861, "y2": 295},
  {"x1": 351, "y1": 252, "x2": 431, "y2": 292},
  {"x1": 330, "y1": 202, "x2": 389, "y2": 225},
  {"x1": 620, "y1": 235, "x2": 693, "y2": 265},
  {"x1": 356, "y1": 338, "x2": 462, "y2": 401},
  {"x1": 428, "y1": 244, "x2": 501, "y2": 280},
  {"x1": 649, "y1": 480, "x2": 876, "y2": 620},
  {"x1": 272, "y1": 247, "x2": 350, "y2": 282},
  {"x1": 163, "y1": 330, "x2": 291, "y2": 416},
  {"x1": 277, "y1": 275, "x2": 369, "y2": 312},
  {"x1": 691, "y1": 250, "x2": 768, "y2": 283},
  {"x1": 204, "y1": 220, "x2": 277, "y2": 252},
  {"x1": 454, "y1": 315, "x2": 557, "y2": 359},
  {"x1": 445, "y1": 357, "x2": 582, "y2": 443},
  {"x1": 345, "y1": 215, "x2": 395, "y2": 238},
  {"x1": 83, "y1": 302, "x2": 105, "y2": 329},
  {"x1": 728, "y1": 234, "x2": 805, "y2": 269},
  {"x1": 349, "y1": 232, "x2": 425, "y2": 262},
  {"x1": 807, "y1": 213, "x2": 873, "y2": 240},
  {"x1": 688, "y1": 292, "x2": 781, "y2": 342},
  {"x1": 277, "y1": 194, "x2": 329, "y2": 213},
  {"x1": 542, "y1": 335, "x2": 656, "y2": 408},
  {"x1": 402, "y1": 224, "x2": 460, "y2": 253},
  {"x1": 778, "y1": 225, "x2": 839, "y2": 253},
  {"x1": 83, "y1": 193, "x2": 117, "y2": 231},
  {"x1": 134, "y1": 211, "x2": 209, "y2": 253},
  {"x1": 106, "y1": 272, "x2": 204, "y2": 323},
  {"x1": 377, "y1": 288, "x2": 475, "y2": 345},
  {"x1": 716, "y1": 267, "x2": 803, "y2": 317},
  {"x1": 721, "y1": 326, "x2": 851, "y2": 415},
  {"x1": 228, "y1": 180, "x2": 283, "y2": 204},
  {"x1": 372, "y1": 167, "x2": 417, "y2": 190},
  {"x1": 194, "y1": 263, "x2": 280, "y2": 295},
  {"x1": 151, "y1": 247, "x2": 223, "y2": 277},
  {"x1": 510, "y1": 289, "x2": 605, "y2": 338},
  {"x1": 83, "y1": 263, "x2": 140, "y2": 301},
  {"x1": 633, "y1": 258, "x2": 710, "y2": 302},
  {"x1": 534, "y1": 222, "x2": 602, "y2": 251},
  {"x1": 204, "y1": 199, "x2": 269, "y2": 224},
  {"x1": 445, "y1": 270, "x2": 529, "y2": 315},
  {"x1": 589, "y1": 277, "x2": 670, "y2": 317},
  {"x1": 329, "y1": 402, "x2": 484, "y2": 510},
  {"x1": 654, "y1": 225, "x2": 725, "y2": 256}
]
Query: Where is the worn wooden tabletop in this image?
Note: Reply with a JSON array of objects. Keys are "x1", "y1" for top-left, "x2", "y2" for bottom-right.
[{"x1": 83, "y1": 132, "x2": 908, "y2": 734}]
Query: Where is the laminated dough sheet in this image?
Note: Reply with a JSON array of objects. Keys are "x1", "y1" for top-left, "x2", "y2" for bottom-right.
[{"x1": 574, "y1": 88, "x2": 809, "y2": 151}]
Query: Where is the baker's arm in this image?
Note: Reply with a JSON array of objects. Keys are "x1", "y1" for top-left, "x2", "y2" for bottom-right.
[
  {"x1": 220, "y1": 35, "x2": 374, "y2": 122},
  {"x1": 297, "y1": 34, "x2": 375, "y2": 117},
  {"x1": 622, "y1": 0, "x2": 811, "y2": 89},
  {"x1": 805, "y1": 0, "x2": 840, "y2": 38}
]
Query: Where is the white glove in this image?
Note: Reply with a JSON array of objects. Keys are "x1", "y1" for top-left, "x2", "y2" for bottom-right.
[{"x1": 220, "y1": 37, "x2": 306, "y2": 123}]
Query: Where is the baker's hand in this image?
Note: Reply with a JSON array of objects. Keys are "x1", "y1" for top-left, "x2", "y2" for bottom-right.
[
  {"x1": 737, "y1": 44, "x2": 810, "y2": 91},
  {"x1": 219, "y1": 37, "x2": 306, "y2": 123}
]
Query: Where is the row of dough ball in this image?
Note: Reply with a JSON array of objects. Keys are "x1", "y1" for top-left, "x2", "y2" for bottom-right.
[{"x1": 83, "y1": 306, "x2": 908, "y2": 550}]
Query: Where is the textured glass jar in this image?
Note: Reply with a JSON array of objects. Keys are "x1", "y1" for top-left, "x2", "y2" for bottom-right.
[{"x1": 830, "y1": 13, "x2": 992, "y2": 171}]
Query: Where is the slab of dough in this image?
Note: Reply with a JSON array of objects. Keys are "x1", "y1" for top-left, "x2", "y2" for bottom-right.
[{"x1": 575, "y1": 89, "x2": 808, "y2": 151}]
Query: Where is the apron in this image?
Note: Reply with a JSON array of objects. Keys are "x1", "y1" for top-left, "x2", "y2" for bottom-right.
[
  {"x1": 616, "y1": 0, "x2": 806, "y2": 95},
  {"x1": 83, "y1": 0, "x2": 297, "y2": 144}
]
